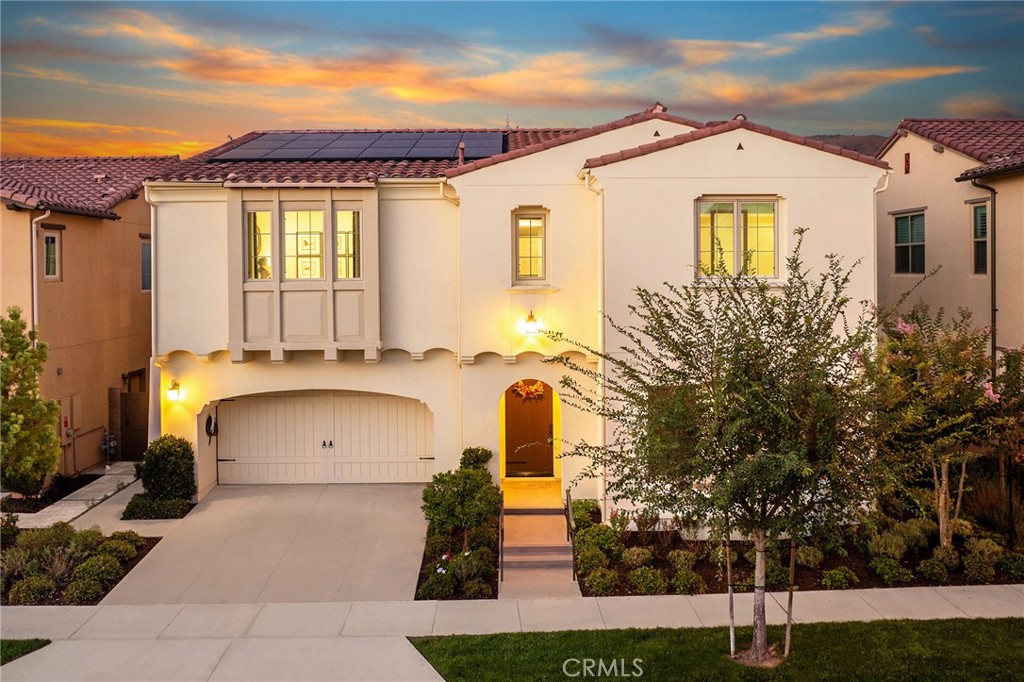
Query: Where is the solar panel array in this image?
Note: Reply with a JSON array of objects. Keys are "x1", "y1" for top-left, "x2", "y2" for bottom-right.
[{"x1": 210, "y1": 132, "x2": 505, "y2": 162}]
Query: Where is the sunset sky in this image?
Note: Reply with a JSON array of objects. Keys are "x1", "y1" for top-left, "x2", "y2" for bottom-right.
[{"x1": 1, "y1": 1, "x2": 1021, "y2": 158}]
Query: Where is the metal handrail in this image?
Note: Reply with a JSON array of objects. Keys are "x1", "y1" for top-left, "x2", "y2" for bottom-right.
[
  {"x1": 565, "y1": 487, "x2": 577, "y2": 581},
  {"x1": 498, "y1": 491, "x2": 505, "y2": 582}
]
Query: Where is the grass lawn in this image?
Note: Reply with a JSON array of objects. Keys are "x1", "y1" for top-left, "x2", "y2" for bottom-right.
[
  {"x1": 1, "y1": 639, "x2": 51, "y2": 665},
  {"x1": 412, "y1": 618, "x2": 1023, "y2": 682}
]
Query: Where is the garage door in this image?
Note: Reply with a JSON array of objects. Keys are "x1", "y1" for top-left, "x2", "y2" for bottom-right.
[{"x1": 215, "y1": 391, "x2": 435, "y2": 484}]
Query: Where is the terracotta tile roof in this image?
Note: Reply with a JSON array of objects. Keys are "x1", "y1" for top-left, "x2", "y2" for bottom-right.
[
  {"x1": 2, "y1": 156, "x2": 179, "y2": 219},
  {"x1": 583, "y1": 117, "x2": 889, "y2": 170},
  {"x1": 445, "y1": 103, "x2": 704, "y2": 178},
  {"x1": 158, "y1": 128, "x2": 579, "y2": 184},
  {"x1": 957, "y1": 151, "x2": 1024, "y2": 182},
  {"x1": 878, "y1": 119, "x2": 1024, "y2": 163}
]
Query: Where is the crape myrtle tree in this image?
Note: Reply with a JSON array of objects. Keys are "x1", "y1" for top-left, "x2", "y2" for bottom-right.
[
  {"x1": 547, "y1": 230, "x2": 892, "y2": 664},
  {"x1": 1, "y1": 307, "x2": 60, "y2": 496}
]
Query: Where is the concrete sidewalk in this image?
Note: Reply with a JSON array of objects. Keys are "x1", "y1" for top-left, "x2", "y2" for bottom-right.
[{"x1": 2, "y1": 584, "x2": 1021, "y2": 681}]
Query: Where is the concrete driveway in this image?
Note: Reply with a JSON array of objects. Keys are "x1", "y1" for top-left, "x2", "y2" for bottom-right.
[{"x1": 102, "y1": 484, "x2": 427, "y2": 604}]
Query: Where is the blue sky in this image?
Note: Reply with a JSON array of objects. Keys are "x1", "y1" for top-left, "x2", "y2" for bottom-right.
[{"x1": 1, "y1": 1, "x2": 1021, "y2": 156}]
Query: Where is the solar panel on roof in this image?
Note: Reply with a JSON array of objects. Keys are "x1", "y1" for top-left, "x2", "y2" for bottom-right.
[
  {"x1": 260, "y1": 148, "x2": 317, "y2": 160},
  {"x1": 258, "y1": 133, "x2": 303, "y2": 141},
  {"x1": 209, "y1": 131, "x2": 507, "y2": 162}
]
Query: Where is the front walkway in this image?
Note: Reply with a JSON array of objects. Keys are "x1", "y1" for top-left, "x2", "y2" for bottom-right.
[{"x1": 2, "y1": 585, "x2": 1020, "y2": 680}]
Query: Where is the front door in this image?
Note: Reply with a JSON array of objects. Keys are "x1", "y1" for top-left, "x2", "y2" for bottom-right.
[{"x1": 504, "y1": 379, "x2": 554, "y2": 477}]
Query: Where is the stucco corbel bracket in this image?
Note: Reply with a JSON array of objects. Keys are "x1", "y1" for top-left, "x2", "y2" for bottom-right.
[
  {"x1": 270, "y1": 346, "x2": 286, "y2": 363},
  {"x1": 459, "y1": 355, "x2": 475, "y2": 365},
  {"x1": 364, "y1": 347, "x2": 381, "y2": 363},
  {"x1": 502, "y1": 355, "x2": 517, "y2": 364},
  {"x1": 410, "y1": 352, "x2": 425, "y2": 361},
  {"x1": 324, "y1": 347, "x2": 339, "y2": 363},
  {"x1": 586, "y1": 353, "x2": 600, "y2": 364}
]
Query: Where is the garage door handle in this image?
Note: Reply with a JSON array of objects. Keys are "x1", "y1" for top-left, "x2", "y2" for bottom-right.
[
  {"x1": 322, "y1": 440, "x2": 327, "y2": 449},
  {"x1": 419, "y1": 457, "x2": 435, "y2": 461},
  {"x1": 328, "y1": 440, "x2": 334, "y2": 449},
  {"x1": 217, "y1": 458, "x2": 236, "y2": 462}
]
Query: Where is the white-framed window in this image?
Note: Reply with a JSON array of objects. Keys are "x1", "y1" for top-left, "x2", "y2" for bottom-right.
[
  {"x1": 335, "y1": 210, "x2": 361, "y2": 279},
  {"x1": 141, "y1": 239, "x2": 152, "y2": 291},
  {"x1": 42, "y1": 230, "x2": 61, "y2": 281},
  {"x1": 972, "y1": 204, "x2": 987, "y2": 275},
  {"x1": 246, "y1": 210, "x2": 273, "y2": 280},
  {"x1": 283, "y1": 210, "x2": 324, "y2": 280},
  {"x1": 513, "y1": 208, "x2": 547, "y2": 284},
  {"x1": 698, "y1": 199, "x2": 777, "y2": 277},
  {"x1": 894, "y1": 212, "x2": 925, "y2": 274}
]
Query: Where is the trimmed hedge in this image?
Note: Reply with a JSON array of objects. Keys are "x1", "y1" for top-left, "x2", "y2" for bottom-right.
[
  {"x1": 122, "y1": 494, "x2": 192, "y2": 520},
  {"x1": 139, "y1": 434, "x2": 197, "y2": 500}
]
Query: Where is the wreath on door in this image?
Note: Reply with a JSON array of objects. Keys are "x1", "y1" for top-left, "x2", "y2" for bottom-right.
[{"x1": 511, "y1": 380, "x2": 545, "y2": 400}]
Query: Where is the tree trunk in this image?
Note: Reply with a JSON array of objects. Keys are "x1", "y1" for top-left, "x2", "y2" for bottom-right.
[
  {"x1": 751, "y1": 528, "x2": 768, "y2": 661},
  {"x1": 784, "y1": 537, "x2": 796, "y2": 657},
  {"x1": 938, "y1": 459, "x2": 952, "y2": 548},
  {"x1": 725, "y1": 533, "x2": 736, "y2": 657}
]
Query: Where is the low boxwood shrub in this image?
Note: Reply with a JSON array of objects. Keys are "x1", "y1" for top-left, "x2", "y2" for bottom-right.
[
  {"x1": 463, "y1": 578, "x2": 493, "y2": 599},
  {"x1": 423, "y1": 531, "x2": 452, "y2": 560},
  {"x1": 766, "y1": 563, "x2": 791, "y2": 589},
  {"x1": 575, "y1": 525, "x2": 623, "y2": 560},
  {"x1": 622, "y1": 546, "x2": 654, "y2": 569},
  {"x1": 893, "y1": 518, "x2": 937, "y2": 550},
  {"x1": 97, "y1": 540, "x2": 137, "y2": 562},
  {"x1": 70, "y1": 527, "x2": 106, "y2": 558},
  {"x1": 109, "y1": 530, "x2": 147, "y2": 550},
  {"x1": 62, "y1": 578, "x2": 103, "y2": 604},
  {"x1": 16, "y1": 522, "x2": 76, "y2": 556},
  {"x1": 417, "y1": 570, "x2": 456, "y2": 600},
  {"x1": 671, "y1": 567, "x2": 706, "y2": 595},
  {"x1": 867, "y1": 531, "x2": 908, "y2": 561},
  {"x1": 571, "y1": 499, "x2": 600, "y2": 532},
  {"x1": 449, "y1": 552, "x2": 486, "y2": 584},
  {"x1": 71, "y1": 555, "x2": 123, "y2": 586},
  {"x1": 917, "y1": 556, "x2": 949, "y2": 583},
  {"x1": 467, "y1": 524, "x2": 499, "y2": 552},
  {"x1": 796, "y1": 545, "x2": 824, "y2": 569},
  {"x1": 628, "y1": 566, "x2": 668, "y2": 595},
  {"x1": 871, "y1": 557, "x2": 913, "y2": 586},
  {"x1": 997, "y1": 552, "x2": 1024, "y2": 581},
  {"x1": 666, "y1": 549, "x2": 698, "y2": 573},
  {"x1": 575, "y1": 545, "x2": 608, "y2": 575},
  {"x1": 140, "y1": 435, "x2": 197, "y2": 501},
  {"x1": 8, "y1": 576, "x2": 56, "y2": 605},
  {"x1": 933, "y1": 545, "x2": 960, "y2": 571},
  {"x1": 458, "y1": 447, "x2": 493, "y2": 470},
  {"x1": 963, "y1": 538, "x2": 1003, "y2": 583},
  {"x1": 122, "y1": 494, "x2": 192, "y2": 520},
  {"x1": 584, "y1": 567, "x2": 619, "y2": 596},
  {"x1": 821, "y1": 566, "x2": 858, "y2": 590}
]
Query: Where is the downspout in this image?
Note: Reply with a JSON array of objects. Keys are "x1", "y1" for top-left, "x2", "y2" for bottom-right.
[
  {"x1": 873, "y1": 171, "x2": 891, "y2": 318},
  {"x1": 29, "y1": 209, "x2": 51, "y2": 336},
  {"x1": 144, "y1": 185, "x2": 161, "y2": 441},
  {"x1": 583, "y1": 170, "x2": 608, "y2": 516},
  {"x1": 970, "y1": 179, "x2": 997, "y2": 383}
]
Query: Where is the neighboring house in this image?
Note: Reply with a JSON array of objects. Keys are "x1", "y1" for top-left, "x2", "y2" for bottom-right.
[
  {"x1": 147, "y1": 104, "x2": 887, "y2": 500},
  {"x1": 1, "y1": 155, "x2": 179, "y2": 475},
  {"x1": 876, "y1": 119, "x2": 1024, "y2": 355}
]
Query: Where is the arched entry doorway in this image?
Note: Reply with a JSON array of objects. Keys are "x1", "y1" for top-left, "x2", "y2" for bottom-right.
[{"x1": 501, "y1": 379, "x2": 560, "y2": 478}]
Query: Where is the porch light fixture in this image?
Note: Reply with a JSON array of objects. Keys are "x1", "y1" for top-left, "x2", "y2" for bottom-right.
[
  {"x1": 167, "y1": 380, "x2": 182, "y2": 402},
  {"x1": 523, "y1": 311, "x2": 540, "y2": 335}
]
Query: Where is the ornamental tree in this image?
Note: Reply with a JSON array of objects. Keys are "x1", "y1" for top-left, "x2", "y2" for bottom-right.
[
  {"x1": 1, "y1": 307, "x2": 60, "y2": 496},
  {"x1": 549, "y1": 231, "x2": 891, "y2": 664},
  {"x1": 876, "y1": 305, "x2": 994, "y2": 548}
]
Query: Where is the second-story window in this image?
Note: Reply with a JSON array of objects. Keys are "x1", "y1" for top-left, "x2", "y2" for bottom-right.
[
  {"x1": 284, "y1": 210, "x2": 324, "y2": 279},
  {"x1": 336, "y1": 210, "x2": 361, "y2": 279},
  {"x1": 972, "y1": 204, "x2": 987, "y2": 275},
  {"x1": 698, "y1": 199, "x2": 777, "y2": 277},
  {"x1": 247, "y1": 210, "x2": 273, "y2": 280},
  {"x1": 514, "y1": 209, "x2": 546, "y2": 283},
  {"x1": 894, "y1": 212, "x2": 925, "y2": 274},
  {"x1": 43, "y1": 232, "x2": 61, "y2": 280}
]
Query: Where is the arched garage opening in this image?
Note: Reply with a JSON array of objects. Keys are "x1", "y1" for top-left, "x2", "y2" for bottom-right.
[{"x1": 213, "y1": 389, "x2": 435, "y2": 484}]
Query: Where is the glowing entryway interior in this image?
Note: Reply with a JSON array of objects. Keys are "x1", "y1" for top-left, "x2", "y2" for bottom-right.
[{"x1": 499, "y1": 380, "x2": 562, "y2": 506}]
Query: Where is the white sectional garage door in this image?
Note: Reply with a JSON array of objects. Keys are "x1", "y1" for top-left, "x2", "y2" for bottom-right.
[{"x1": 216, "y1": 391, "x2": 435, "y2": 484}]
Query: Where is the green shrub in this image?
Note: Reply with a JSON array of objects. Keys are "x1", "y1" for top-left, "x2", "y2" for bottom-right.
[
  {"x1": 458, "y1": 447, "x2": 493, "y2": 469},
  {"x1": 575, "y1": 545, "x2": 609, "y2": 575},
  {"x1": 7, "y1": 576, "x2": 55, "y2": 605},
  {"x1": 121, "y1": 494, "x2": 192, "y2": 520},
  {"x1": 963, "y1": 539, "x2": 1002, "y2": 583},
  {"x1": 796, "y1": 545, "x2": 824, "y2": 569},
  {"x1": 997, "y1": 552, "x2": 1024, "y2": 581},
  {"x1": 571, "y1": 499, "x2": 600, "y2": 532},
  {"x1": 15, "y1": 522, "x2": 76, "y2": 556},
  {"x1": 933, "y1": 545, "x2": 959, "y2": 571},
  {"x1": 417, "y1": 570, "x2": 456, "y2": 600},
  {"x1": 671, "y1": 567, "x2": 706, "y2": 595},
  {"x1": 424, "y1": 532, "x2": 453, "y2": 560},
  {"x1": 966, "y1": 538, "x2": 1004, "y2": 562},
  {"x1": 109, "y1": 530, "x2": 147, "y2": 550},
  {"x1": 71, "y1": 555, "x2": 123, "y2": 586},
  {"x1": 467, "y1": 524, "x2": 499, "y2": 551},
  {"x1": 584, "y1": 567, "x2": 619, "y2": 596},
  {"x1": 69, "y1": 527, "x2": 106, "y2": 557},
  {"x1": 667, "y1": 549, "x2": 698, "y2": 573},
  {"x1": 917, "y1": 556, "x2": 949, "y2": 583},
  {"x1": 871, "y1": 557, "x2": 913, "y2": 586},
  {"x1": 821, "y1": 566, "x2": 858, "y2": 590},
  {"x1": 575, "y1": 525, "x2": 623, "y2": 560},
  {"x1": 140, "y1": 435, "x2": 197, "y2": 500},
  {"x1": 622, "y1": 546, "x2": 653, "y2": 569},
  {"x1": 1, "y1": 547, "x2": 32, "y2": 585},
  {"x1": 766, "y1": 563, "x2": 791, "y2": 589},
  {"x1": 953, "y1": 518, "x2": 974, "y2": 539},
  {"x1": 628, "y1": 566, "x2": 668, "y2": 595},
  {"x1": 472, "y1": 547, "x2": 497, "y2": 576},
  {"x1": 1, "y1": 512, "x2": 19, "y2": 547},
  {"x1": 867, "y1": 531, "x2": 908, "y2": 561},
  {"x1": 706, "y1": 544, "x2": 738, "y2": 567},
  {"x1": 38, "y1": 546, "x2": 75, "y2": 582},
  {"x1": 422, "y1": 468, "x2": 500, "y2": 552},
  {"x1": 462, "y1": 578, "x2": 493, "y2": 599},
  {"x1": 97, "y1": 540, "x2": 137, "y2": 562},
  {"x1": 62, "y1": 578, "x2": 103, "y2": 604},
  {"x1": 449, "y1": 552, "x2": 485, "y2": 584}
]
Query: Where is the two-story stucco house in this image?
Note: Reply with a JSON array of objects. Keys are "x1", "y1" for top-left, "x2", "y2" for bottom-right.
[
  {"x1": 1, "y1": 156, "x2": 179, "y2": 474},
  {"x1": 876, "y1": 119, "x2": 1024, "y2": 356},
  {"x1": 147, "y1": 104, "x2": 887, "y2": 500}
]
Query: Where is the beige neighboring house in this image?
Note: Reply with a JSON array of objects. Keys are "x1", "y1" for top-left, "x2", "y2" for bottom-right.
[
  {"x1": 876, "y1": 119, "x2": 1024, "y2": 354},
  {"x1": 147, "y1": 104, "x2": 887, "y2": 501},
  {"x1": 1, "y1": 155, "x2": 179, "y2": 476}
]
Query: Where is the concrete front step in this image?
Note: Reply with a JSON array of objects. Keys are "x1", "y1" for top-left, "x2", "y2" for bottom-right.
[
  {"x1": 504, "y1": 559, "x2": 574, "y2": 570},
  {"x1": 504, "y1": 545, "x2": 572, "y2": 556},
  {"x1": 504, "y1": 507, "x2": 565, "y2": 516}
]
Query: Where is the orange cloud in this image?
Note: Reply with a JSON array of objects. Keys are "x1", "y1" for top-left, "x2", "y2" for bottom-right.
[
  {"x1": 81, "y1": 9, "x2": 202, "y2": 50},
  {"x1": 942, "y1": 93, "x2": 1022, "y2": 118},
  {"x1": 0, "y1": 118, "x2": 209, "y2": 157},
  {"x1": 782, "y1": 10, "x2": 891, "y2": 42}
]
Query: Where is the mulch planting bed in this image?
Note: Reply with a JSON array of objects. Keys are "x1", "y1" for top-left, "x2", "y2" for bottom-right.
[{"x1": 2, "y1": 475, "x2": 104, "y2": 514}]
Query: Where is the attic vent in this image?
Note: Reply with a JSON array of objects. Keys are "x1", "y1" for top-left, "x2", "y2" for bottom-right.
[
  {"x1": 737, "y1": 143, "x2": 745, "y2": 150},
  {"x1": 733, "y1": 113, "x2": 748, "y2": 121},
  {"x1": 653, "y1": 130, "x2": 661, "y2": 138},
  {"x1": 932, "y1": 144, "x2": 944, "y2": 153},
  {"x1": 93, "y1": 173, "x2": 108, "y2": 181}
]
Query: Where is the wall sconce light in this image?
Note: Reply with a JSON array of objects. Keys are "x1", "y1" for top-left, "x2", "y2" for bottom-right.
[
  {"x1": 523, "y1": 311, "x2": 540, "y2": 335},
  {"x1": 167, "y1": 380, "x2": 182, "y2": 402}
]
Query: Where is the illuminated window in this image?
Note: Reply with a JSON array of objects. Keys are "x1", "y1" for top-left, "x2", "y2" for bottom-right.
[
  {"x1": 972, "y1": 205, "x2": 987, "y2": 275},
  {"x1": 247, "y1": 211, "x2": 273, "y2": 280},
  {"x1": 894, "y1": 212, "x2": 925, "y2": 274},
  {"x1": 698, "y1": 200, "x2": 776, "y2": 276},
  {"x1": 43, "y1": 231, "x2": 61, "y2": 280},
  {"x1": 336, "y1": 210, "x2": 361, "y2": 279},
  {"x1": 283, "y1": 210, "x2": 324, "y2": 279},
  {"x1": 514, "y1": 210, "x2": 546, "y2": 282}
]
